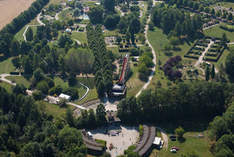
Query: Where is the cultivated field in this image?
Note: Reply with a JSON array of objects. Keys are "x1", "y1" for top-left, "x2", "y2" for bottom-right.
[{"x1": 0, "y1": 0, "x2": 35, "y2": 30}]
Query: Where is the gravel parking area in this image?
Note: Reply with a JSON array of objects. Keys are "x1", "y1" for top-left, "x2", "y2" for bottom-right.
[{"x1": 90, "y1": 125, "x2": 139, "y2": 157}]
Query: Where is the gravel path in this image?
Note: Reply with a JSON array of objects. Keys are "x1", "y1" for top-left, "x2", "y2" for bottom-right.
[{"x1": 135, "y1": 10, "x2": 156, "y2": 98}]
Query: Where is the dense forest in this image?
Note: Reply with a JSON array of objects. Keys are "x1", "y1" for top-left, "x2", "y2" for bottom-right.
[
  {"x1": 0, "y1": 87, "x2": 87, "y2": 157},
  {"x1": 151, "y1": 4, "x2": 203, "y2": 38},
  {"x1": 117, "y1": 81, "x2": 234, "y2": 123}
]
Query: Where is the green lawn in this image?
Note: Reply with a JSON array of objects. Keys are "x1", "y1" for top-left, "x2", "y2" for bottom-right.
[
  {"x1": 204, "y1": 25, "x2": 234, "y2": 42},
  {"x1": 53, "y1": 76, "x2": 98, "y2": 104},
  {"x1": 216, "y1": 2, "x2": 234, "y2": 8},
  {"x1": 147, "y1": 27, "x2": 194, "y2": 88},
  {"x1": 126, "y1": 63, "x2": 145, "y2": 97},
  {"x1": 37, "y1": 101, "x2": 75, "y2": 119},
  {"x1": 6, "y1": 76, "x2": 31, "y2": 88},
  {"x1": 71, "y1": 32, "x2": 87, "y2": 44},
  {"x1": 0, "y1": 82, "x2": 12, "y2": 93},
  {"x1": 14, "y1": 20, "x2": 38, "y2": 42},
  {"x1": 0, "y1": 57, "x2": 16, "y2": 74},
  {"x1": 151, "y1": 131, "x2": 213, "y2": 157}
]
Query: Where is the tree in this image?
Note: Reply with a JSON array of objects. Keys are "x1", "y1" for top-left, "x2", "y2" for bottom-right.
[
  {"x1": 211, "y1": 64, "x2": 215, "y2": 79},
  {"x1": 13, "y1": 84, "x2": 26, "y2": 95},
  {"x1": 10, "y1": 40, "x2": 20, "y2": 56},
  {"x1": 32, "y1": 90, "x2": 44, "y2": 100},
  {"x1": 96, "y1": 104, "x2": 106, "y2": 125},
  {"x1": 88, "y1": 6, "x2": 104, "y2": 24},
  {"x1": 175, "y1": 126, "x2": 185, "y2": 139},
  {"x1": 20, "y1": 142, "x2": 43, "y2": 157},
  {"x1": 205, "y1": 65, "x2": 210, "y2": 81},
  {"x1": 36, "y1": 81, "x2": 49, "y2": 94},
  {"x1": 65, "y1": 108, "x2": 74, "y2": 127},
  {"x1": 26, "y1": 27, "x2": 33, "y2": 41},
  {"x1": 225, "y1": 49, "x2": 234, "y2": 81},
  {"x1": 73, "y1": 8, "x2": 80, "y2": 17},
  {"x1": 104, "y1": 14, "x2": 120, "y2": 29},
  {"x1": 103, "y1": 0, "x2": 115, "y2": 12}
]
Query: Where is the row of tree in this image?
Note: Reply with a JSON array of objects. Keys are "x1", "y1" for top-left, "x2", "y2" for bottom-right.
[
  {"x1": 117, "y1": 81, "x2": 234, "y2": 123},
  {"x1": 86, "y1": 24, "x2": 114, "y2": 97}
]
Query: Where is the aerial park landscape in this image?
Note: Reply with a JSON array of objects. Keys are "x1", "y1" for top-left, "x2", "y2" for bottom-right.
[{"x1": 0, "y1": 0, "x2": 233, "y2": 156}]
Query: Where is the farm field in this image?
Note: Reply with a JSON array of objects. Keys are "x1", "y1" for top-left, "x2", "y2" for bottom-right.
[{"x1": 0, "y1": 0, "x2": 35, "y2": 30}]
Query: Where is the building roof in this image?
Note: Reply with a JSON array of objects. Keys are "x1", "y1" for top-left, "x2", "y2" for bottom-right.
[
  {"x1": 153, "y1": 137, "x2": 161, "y2": 145},
  {"x1": 134, "y1": 125, "x2": 156, "y2": 156},
  {"x1": 59, "y1": 93, "x2": 71, "y2": 100}
]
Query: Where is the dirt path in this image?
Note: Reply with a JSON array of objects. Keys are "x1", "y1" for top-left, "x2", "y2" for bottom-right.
[
  {"x1": 135, "y1": 12, "x2": 156, "y2": 98},
  {"x1": 23, "y1": 12, "x2": 45, "y2": 41},
  {"x1": 0, "y1": 0, "x2": 35, "y2": 30},
  {"x1": 194, "y1": 40, "x2": 214, "y2": 67}
]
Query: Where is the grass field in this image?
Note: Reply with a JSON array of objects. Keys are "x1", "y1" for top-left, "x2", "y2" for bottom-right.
[
  {"x1": 0, "y1": 82, "x2": 12, "y2": 93},
  {"x1": 37, "y1": 101, "x2": 75, "y2": 118},
  {"x1": 216, "y1": 2, "x2": 234, "y2": 8},
  {"x1": 71, "y1": 32, "x2": 87, "y2": 44},
  {"x1": 151, "y1": 131, "x2": 213, "y2": 157},
  {"x1": 126, "y1": 63, "x2": 145, "y2": 97},
  {"x1": 6, "y1": 76, "x2": 31, "y2": 88},
  {"x1": 204, "y1": 25, "x2": 234, "y2": 42},
  {"x1": 147, "y1": 27, "x2": 194, "y2": 88},
  {"x1": 14, "y1": 19, "x2": 38, "y2": 41},
  {"x1": 0, "y1": 57, "x2": 16, "y2": 74}
]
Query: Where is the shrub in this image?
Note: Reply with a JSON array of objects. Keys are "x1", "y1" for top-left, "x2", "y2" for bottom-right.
[
  {"x1": 33, "y1": 90, "x2": 45, "y2": 100},
  {"x1": 63, "y1": 87, "x2": 79, "y2": 100},
  {"x1": 175, "y1": 126, "x2": 185, "y2": 139},
  {"x1": 36, "y1": 81, "x2": 49, "y2": 94}
]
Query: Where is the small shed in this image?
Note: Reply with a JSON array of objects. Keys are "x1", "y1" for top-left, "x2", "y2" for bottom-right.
[{"x1": 59, "y1": 93, "x2": 71, "y2": 101}]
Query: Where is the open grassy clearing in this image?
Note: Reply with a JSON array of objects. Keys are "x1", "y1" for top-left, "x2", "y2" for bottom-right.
[
  {"x1": 0, "y1": 57, "x2": 16, "y2": 74},
  {"x1": 147, "y1": 27, "x2": 195, "y2": 88},
  {"x1": 37, "y1": 101, "x2": 75, "y2": 118},
  {"x1": 14, "y1": 19, "x2": 39, "y2": 41},
  {"x1": 216, "y1": 2, "x2": 234, "y2": 8},
  {"x1": 71, "y1": 32, "x2": 87, "y2": 44},
  {"x1": 126, "y1": 63, "x2": 145, "y2": 97},
  {"x1": 0, "y1": 82, "x2": 12, "y2": 93},
  {"x1": 204, "y1": 25, "x2": 234, "y2": 42},
  {"x1": 151, "y1": 131, "x2": 213, "y2": 157},
  {"x1": 6, "y1": 76, "x2": 31, "y2": 88}
]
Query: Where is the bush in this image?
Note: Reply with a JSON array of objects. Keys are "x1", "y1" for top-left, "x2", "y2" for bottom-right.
[
  {"x1": 63, "y1": 87, "x2": 79, "y2": 100},
  {"x1": 13, "y1": 84, "x2": 26, "y2": 95},
  {"x1": 36, "y1": 81, "x2": 49, "y2": 95},
  {"x1": 175, "y1": 126, "x2": 185, "y2": 139},
  {"x1": 49, "y1": 85, "x2": 63, "y2": 96},
  {"x1": 139, "y1": 125, "x2": 143, "y2": 137},
  {"x1": 33, "y1": 90, "x2": 45, "y2": 100},
  {"x1": 58, "y1": 99, "x2": 67, "y2": 108}
]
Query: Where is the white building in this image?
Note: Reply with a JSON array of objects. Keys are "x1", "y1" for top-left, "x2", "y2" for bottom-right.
[{"x1": 59, "y1": 93, "x2": 71, "y2": 101}]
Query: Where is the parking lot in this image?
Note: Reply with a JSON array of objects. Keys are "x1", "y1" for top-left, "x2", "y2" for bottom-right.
[{"x1": 90, "y1": 125, "x2": 139, "y2": 157}]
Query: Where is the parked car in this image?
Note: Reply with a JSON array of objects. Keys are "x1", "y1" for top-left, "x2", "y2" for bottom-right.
[
  {"x1": 170, "y1": 148, "x2": 177, "y2": 153},
  {"x1": 171, "y1": 146, "x2": 179, "y2": 151}
]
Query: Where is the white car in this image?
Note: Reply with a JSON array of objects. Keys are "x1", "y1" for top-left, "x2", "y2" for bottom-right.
[{"x1": 170, "y1": 148, "x2": 177, "y2": 153}]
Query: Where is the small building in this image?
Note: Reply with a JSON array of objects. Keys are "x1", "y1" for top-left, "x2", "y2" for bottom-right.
[
  {"x1": 59, "y1": 93, "x2": 71, "y2": 101},
  {"x1": 65, "y1": 28, "x2": 72, "y2": 33}
]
